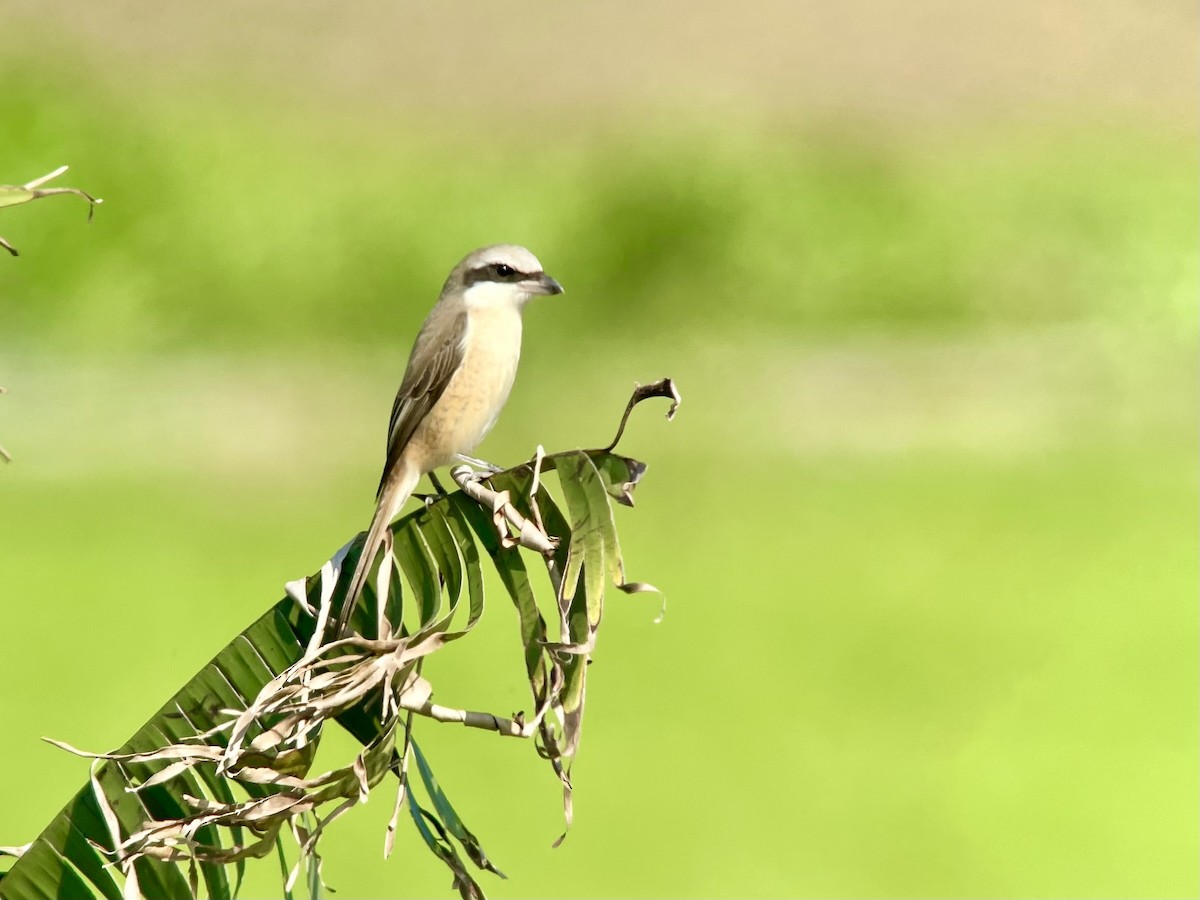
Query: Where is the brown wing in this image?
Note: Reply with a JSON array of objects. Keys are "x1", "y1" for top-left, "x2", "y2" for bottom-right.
[{"x1": 377, "y1": 303, "x2": 467, "y2": 498}]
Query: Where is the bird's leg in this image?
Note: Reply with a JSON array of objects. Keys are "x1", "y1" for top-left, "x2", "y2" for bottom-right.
[
  {"x1": 455, "y1": 453, "x2": 503, "y2": 474},
  {"x1": 416, "y1": 467, "x2": 494, "y2": 506},
  {"x1": 414, "y1": 471, "x2": 451, "y2": 506}
]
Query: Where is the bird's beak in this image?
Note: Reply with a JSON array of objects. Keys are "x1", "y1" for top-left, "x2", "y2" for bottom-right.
[{"x1": 530, "y1": 273, "x2": 564, "y2": 296}]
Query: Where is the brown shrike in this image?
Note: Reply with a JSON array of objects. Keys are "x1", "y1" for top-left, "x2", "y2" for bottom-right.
[{"x1": 332, "y1": 245, "x2": 563, "y2": 638}]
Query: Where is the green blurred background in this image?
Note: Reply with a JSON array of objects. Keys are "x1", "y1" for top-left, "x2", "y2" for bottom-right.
[{"x1": 1, "y1": 1, "x2": 1196, "y2": 896}]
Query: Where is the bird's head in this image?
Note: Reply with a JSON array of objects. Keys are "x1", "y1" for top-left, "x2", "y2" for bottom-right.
[{"x1": 449, "y1": 244, "x2": 564, "y2": 309}]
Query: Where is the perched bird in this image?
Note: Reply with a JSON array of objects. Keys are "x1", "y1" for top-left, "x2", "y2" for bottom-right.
[{"x1": 331, "y1": 244, "x2": 563, "y2": 638}]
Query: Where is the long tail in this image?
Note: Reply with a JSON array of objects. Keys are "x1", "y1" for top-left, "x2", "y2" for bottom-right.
[{"x1": 331, "y1": 460, "x2": 421, "y2": 639}]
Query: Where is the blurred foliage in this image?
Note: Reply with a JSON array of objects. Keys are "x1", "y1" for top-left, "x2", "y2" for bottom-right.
[{"x1": 0, "y1": 61, "x2": 1193, "y2": 353}]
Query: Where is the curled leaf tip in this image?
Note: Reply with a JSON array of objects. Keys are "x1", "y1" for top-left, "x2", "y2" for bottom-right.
[
  {"x1": 617, "y1": 581, "x2": 659, "y2": 595},
  {"x1": 603, "y1": 377, "x2": 681, "y2": 452},
  {"x1": 656, "y1": 378, "x2": 682, "y2": 421},
  {"x1": 618, "y1": 581, "x2": 667, "y2": 622}
]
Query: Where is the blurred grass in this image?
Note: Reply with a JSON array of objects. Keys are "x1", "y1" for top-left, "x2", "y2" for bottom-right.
[{"x1": 1, "y1": 49, "x2": 1196, "y2": 900}]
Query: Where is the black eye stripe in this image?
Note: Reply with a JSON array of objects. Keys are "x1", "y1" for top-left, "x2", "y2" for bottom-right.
[{"x1": 463, "y1": 263, "x2": 536, "y2": 286}]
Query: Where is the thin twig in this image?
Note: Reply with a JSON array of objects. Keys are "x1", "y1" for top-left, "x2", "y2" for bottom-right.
[{"x1": 399, "y1": 697, "x2": 540, "y2": 739}]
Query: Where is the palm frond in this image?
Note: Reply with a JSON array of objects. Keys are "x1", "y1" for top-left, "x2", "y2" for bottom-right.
[{"x1": 0, "y1": 380, "x2": 676, "y2": 900}]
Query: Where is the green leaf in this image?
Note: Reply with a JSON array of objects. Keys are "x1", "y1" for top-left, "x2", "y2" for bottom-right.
[
  {"x1": 395, "y1": 525, "x2": 442, "y2": 632},
  {"x1": 444, "y1": 499, "x2": 486, "y2": 632},
  {"x1": 406, "y1": 795, "x2": 485, "y2": 900},
  {"x1": 410, "y1": 741, "x2": 504, "y2": 877},
  {"x1": 557, "y1": 452, "x2": 618, "y2": 629}
]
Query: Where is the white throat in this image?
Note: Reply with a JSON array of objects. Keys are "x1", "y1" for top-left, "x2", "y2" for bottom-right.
[{"x1": 462, "y1": 281, "x2": 527, "y2": 312}]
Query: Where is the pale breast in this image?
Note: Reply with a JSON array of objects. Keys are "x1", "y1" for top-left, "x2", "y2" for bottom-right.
[{"x1": 410, "y1": 305, "x2": 523, "y2": 469}]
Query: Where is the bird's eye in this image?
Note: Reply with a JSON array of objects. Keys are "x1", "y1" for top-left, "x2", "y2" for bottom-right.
[{"x1": 494, "y1": 264, "x2": 515, "y2": 278}]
